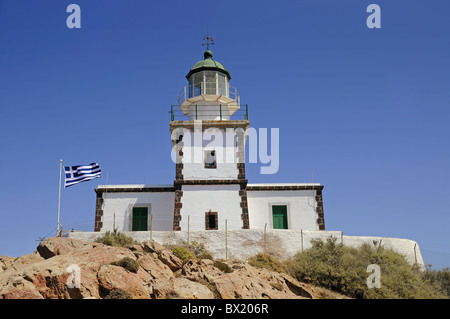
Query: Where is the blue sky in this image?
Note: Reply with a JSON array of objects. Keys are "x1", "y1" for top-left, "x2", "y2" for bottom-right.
[{"x1": 0, "y1": 0, "x2": 449, "y2": 270}]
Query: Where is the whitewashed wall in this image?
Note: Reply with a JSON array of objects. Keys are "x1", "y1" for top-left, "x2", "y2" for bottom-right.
[
  {"x1": 67, "y1": 229, "x2": 425, "y2": 267},
  {"x1": 180, "y1": 127, "x2": 239, "y2": 180},
  {"x1": 179, "y1": 184, "x2": 242, "y2": 231},
  {"x1": 102, "y1": 191, "x2": 174, "y2": 231},
  {"x1": 100, "y1": 186, "x2": 321, "y2": 233},
  {"x1": 247, "y1": 190, "x2": 318, "y2": 230}
]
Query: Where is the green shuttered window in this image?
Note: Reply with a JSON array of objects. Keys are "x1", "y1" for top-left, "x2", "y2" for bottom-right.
[
  {"x1": 132, "y1": 207, "x2": 148, "y2": 231},
  {"x1": 272, "y1": 205, "x2": 288, "y2": 229}
]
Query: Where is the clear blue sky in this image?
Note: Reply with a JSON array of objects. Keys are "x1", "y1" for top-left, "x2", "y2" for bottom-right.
[{"x1": 0, "y1": 0, "x2": 449, "y2": 269}]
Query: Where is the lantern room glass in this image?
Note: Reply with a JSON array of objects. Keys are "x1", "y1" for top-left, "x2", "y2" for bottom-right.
[{"x1": 188, "y1": 71, "x2": 228, "y2": 98}]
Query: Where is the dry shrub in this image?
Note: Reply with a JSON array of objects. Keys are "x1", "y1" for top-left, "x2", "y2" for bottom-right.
[
  {"x1": 111, "y1": 257, "x2": 140, "y2": 273},
  {"x1": 95, "y1": 230, "x2": 138, "y2": 248},
  {"x1": 284, "y1": 237, "x2": 448, "y2": 299},
  {"x1": 248, "y1": 253, "x2": 286, "y2": 273}
]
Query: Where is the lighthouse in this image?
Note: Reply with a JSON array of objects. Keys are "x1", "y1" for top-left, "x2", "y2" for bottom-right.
[
  {"x1": 92, "y1": 45, "x2": 325, "y2": 234},
  {"x1": 170, "y1": 48, "x2": 250, "y2": 231}
]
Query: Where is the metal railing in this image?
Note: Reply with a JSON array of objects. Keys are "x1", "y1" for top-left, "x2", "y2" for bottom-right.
[
  {"x1": 170, "y1": 104, "x2": 249, "y2": 121},
  {"x1": 177, "y1": 85, "x2": 240, "y2": 106}
]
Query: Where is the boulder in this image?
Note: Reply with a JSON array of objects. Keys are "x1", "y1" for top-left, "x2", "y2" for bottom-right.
[
  {"x1": 0, "y1": 239, "x2": 138, "y2": 299},
  {"x1": 179, "y1": 259, "x2": 313, "y2": 299},
  {"x1": 172, "y1": 277, "x2": 214, "y2": 299},
  {"x1": 0, "y1": 275, "x2": 44, "y2": 299},
  {"x1": 212, "y1": 262, "x2": 313, "y2": 299},
  {"x1": 0, "y1": 256, "x2": 15, "y2": 273},
  {"x1": 181, "y1": 259, "x2": 223, "y2": 282},
  {"x1": 137, "y1": 254, "x2": 173, "y2": 280},
  {"x1": 158, "y1": 249, "x2": 183, "y2": 272},
  {"x1": 36, "y1": 237, "x2": 88, "y2": 259},
  {"x1": 0, "y1": 253, "x2": 44, "y2": 273},
  {"x1": 141, "y1": 240, "x2": 183, "y2": 272},
  {"x1": 150, "y1": 277, "x2": 175, "y2": 299},
  {"x1": 97, "y1": 264, "x2": 153, "y2": 299},
  {"x1": 142, "y1": 240, "x2": 166, "y2": 254}
]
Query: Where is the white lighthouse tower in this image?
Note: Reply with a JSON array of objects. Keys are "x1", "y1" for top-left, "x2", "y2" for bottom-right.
[
  {"x1": 170, "y1": 48, "x2": 250, "y2": 231},
  {"x1": 91, "y1": 44, "x2": 325, "y2": 236}
]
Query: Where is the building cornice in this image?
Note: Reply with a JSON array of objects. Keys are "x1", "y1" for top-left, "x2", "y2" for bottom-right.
[
  {"x1": 246, "y1": 184, "x2": 324, "y2": 191},
  {"x1": 95, "y1": 186, "x2": 175, "y2": 194}
]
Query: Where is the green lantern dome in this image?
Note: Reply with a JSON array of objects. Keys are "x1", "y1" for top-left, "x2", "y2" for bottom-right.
[{"x1": 186, "y1": 50, "x2": 231, "y2": 80}]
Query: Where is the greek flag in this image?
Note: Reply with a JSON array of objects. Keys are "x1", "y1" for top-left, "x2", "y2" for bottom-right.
[{"x1": 64, "y1": 163, "x2": 101, "y2": 188}]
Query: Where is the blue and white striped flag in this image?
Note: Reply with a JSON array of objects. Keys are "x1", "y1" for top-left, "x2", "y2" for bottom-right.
[{"x1": 64, "y1": 163, "x2": 101, "y2": 188}]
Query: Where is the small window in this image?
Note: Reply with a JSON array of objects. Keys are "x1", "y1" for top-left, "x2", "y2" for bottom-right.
[
  {"x1": 205, "y1": 211, "x2": 218, "y2": 230},
  {"x1": 204, "y1": 150, "x2": 217, "y2": 169}
]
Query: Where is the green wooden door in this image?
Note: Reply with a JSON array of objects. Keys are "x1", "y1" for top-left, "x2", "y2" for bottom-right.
[
  {"x1": 272, "y1": 205, "x2": 288, "y2": 229},
  {"x1": 132, "y1": 207, "x2": 148, "y2": 231}
]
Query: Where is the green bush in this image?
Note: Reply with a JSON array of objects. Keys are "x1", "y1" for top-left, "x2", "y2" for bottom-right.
[
  {"x1": 172, "y1": 246, "x2": 195, "y2": 264},
  {"x1": 284, "y1": 237, "x2": 448, "y2": 299},
  {"x1": 171, "y1": 241, "x2": 215, "y2": 264},
  {"x1": 248, "y1": 253, "x2": 286, "y2": 273},
  {"x1": 423, "y1": 267, "x2": 450, "y2": 297},
  {"x1": 191, "y1": 241, "x2": 214, "y2": 260},
  {"x1": 111, "y1": 257, "x2": 140, "y2": 273},
  {"x1": 214, "y1": 260, "x2": 233, "y2": 273},
  {"x1": 178, "y1": 241, "x2": 214, "y2": 260},
  {"x1": 103, "y1": 288, "x2": 132, "y2": 299},
  {"x1": 95, "y1": 230, "x2": 138, "y2": 248}
]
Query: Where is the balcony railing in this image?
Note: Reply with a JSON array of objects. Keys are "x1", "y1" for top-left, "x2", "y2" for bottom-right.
[
  {"x1": 170, "y1": 104, "x2": 248, "y2": 121},
  {"x1": 177, "y1": 85, "x2": 240, "y2": 106}
]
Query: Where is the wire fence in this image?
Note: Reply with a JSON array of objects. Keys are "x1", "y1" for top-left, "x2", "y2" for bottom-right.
[
  {"x1": 60, "y1": 214, "x2": 173, "y2": 233},
  {"x1": 35, "y1": 215, "x2": 449, "y2": 269}
]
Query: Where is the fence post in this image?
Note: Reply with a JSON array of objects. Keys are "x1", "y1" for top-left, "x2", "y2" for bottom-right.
[
  {"x1": 220, "y1": 104, "x2": 222, "y2": 120},
  {"x1": 301, "y1": 229, "x2": 303, "y2": 252},
  {"x1": 187, "y1": 215, "x2": 190, "y2": 248},
  {"x1": 150, "y1": 214, "x2": 153, "y2": 241},
  {"x1": 264, "y1": 223, "x2": 267, "y2": 253},
  {"x1": 341, "y1": 231, "x2": 344, "y2": 244},
  {"x1": 195, "y1": 105, "x2": 198, "y2": 120},
  {"x1": 225, "y1": 219, "x2": 228, "y2": 260},
  {"x1": 414, "y1": 243, "x2": 417, "y2": 264}
]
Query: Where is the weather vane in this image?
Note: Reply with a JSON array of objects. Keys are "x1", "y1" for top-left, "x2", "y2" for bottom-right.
[{"x1": 202, "y1": 34, "x2": 214, "y2": 50}]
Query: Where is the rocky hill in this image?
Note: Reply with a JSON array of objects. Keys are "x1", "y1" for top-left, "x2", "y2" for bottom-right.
[{"x1": 0, "y1": 237, "x2": 347, "y2": 299}]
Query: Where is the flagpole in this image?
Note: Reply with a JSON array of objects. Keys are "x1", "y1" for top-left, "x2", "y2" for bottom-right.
[{"x1": 57, "y1": 159, "x2": 63, "y2": 236}]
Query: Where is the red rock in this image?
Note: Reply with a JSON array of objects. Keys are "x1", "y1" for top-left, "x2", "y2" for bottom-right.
[
  {"x1": 0, "y1": 237, "x2": 342, "y2": 299},
  {"x1": 98, "y1": 264, "x2": 153, "y2": 299},
  {"x1": 158, "y1": 249, "x2": 183, "y2": 272},
  {"x1": 36, "y1": 237, "x2": 88, "y2": 259}
]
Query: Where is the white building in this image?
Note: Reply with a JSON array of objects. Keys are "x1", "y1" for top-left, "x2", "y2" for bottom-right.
[{"x1": 93, "y1": 50, "x2": 325, "y2": 233}]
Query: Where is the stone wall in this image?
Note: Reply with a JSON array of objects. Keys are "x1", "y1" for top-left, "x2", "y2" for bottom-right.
[{"x1": 66, "y1": 229, "x2": 424, "y2": 268}]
